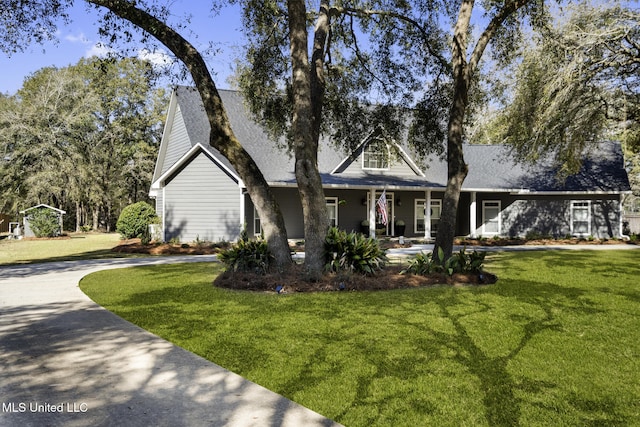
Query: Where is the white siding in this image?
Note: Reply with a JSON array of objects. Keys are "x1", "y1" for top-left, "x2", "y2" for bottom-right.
[
  {"x1": 155, "y1": 191, "x2": 164, "y2": 223},
  {"x1": 163, "y1": 151, "x2": 241, "y2": 242},
  {"x1": 161, "y1": 106, "x2": 192, "y2": 176}
]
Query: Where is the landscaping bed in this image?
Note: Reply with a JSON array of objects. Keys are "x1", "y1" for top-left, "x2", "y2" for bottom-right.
[
  {"x1": 213, "y1": 264, "x2": 498, "y2": 293},
  {"x1": 454, "y1": 236, "x2": 633, "y2": 246},
  {"x1": 111, "y1": 238, "x2": 227, "y2": 255}
]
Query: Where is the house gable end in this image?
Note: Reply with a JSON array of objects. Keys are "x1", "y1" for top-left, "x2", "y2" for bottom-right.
[
  {"x1": 161, "y1": 143, "x2": 241, "y2": 187},
  {"x1": 332, "y1": 133, "x2": 425, "y2": 177}
]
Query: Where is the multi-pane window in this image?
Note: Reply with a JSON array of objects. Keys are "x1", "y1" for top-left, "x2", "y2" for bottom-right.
[
  {"x1": 253, "y1": 206, "x2": 261, "y2": 236},
  {"x1": 415, "y1": 199, "x2": 441, "y2": 237},
  {"x1": 362, "y1": 138, "x2": 389, "y2": 170},
  {"x1": 326, "y1": 197, "x2": 338, "y2": 227},
  {"x1": 571, "y1": 201, "x2": 591, "y2": 236},
  {"x1": 482, "y1": 201, "x2": 501, "y2": 235}
]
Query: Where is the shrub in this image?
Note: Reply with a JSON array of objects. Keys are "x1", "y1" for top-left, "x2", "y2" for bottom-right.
[
  {"x1": 218, "y1": 237, "x2": 273, "y2": 274},
  {"x1": 116, "y1": 202, "x2": 158, "y2": 240},
  {"x1": 402, "y1": 252, "x2": 441, "y2": 275},
  {"x1": 324, "y1": 227, "x2": 387, "y2": 275},
  {"x1": 403, "y1": 246, "x2": 486, "y2": 276},
  {"x1": 446, "y1": 246, "x2": 486, "y2": 275},
  {"x1": 27, "y1": 208, "x2": 61, "y2": 237}
]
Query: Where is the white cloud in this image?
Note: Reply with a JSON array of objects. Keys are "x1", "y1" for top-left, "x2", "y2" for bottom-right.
[
  {"x1": 65, "y1": 32, "x2": 90, "y2": 45},
  {"x1": 137, "y1": 48, "x2": 174, "y2": 68},
  {"x1": 85, "y1": 43, "x2": 114, "y2": 58}
]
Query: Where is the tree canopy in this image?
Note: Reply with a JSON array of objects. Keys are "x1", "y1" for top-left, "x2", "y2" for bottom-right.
[
  {"x1": 481, "y1": 3, "x2": 639, "y2": 175},
  {"x1": 0, "y1": 57, "x2": 166, "y2": 231}
]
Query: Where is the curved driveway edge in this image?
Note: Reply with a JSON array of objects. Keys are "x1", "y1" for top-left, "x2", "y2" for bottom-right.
[{"x1": 0, "y1": 256, "x2": 342, "y2": 427}]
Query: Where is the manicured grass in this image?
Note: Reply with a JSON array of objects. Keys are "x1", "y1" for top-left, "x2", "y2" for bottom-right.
[
  {"x1": 80, "y1": 250, "x2": 640, "y2": 426},
  {"x1": 0, "y1": 233, "x2": 139, "y2": 265}
]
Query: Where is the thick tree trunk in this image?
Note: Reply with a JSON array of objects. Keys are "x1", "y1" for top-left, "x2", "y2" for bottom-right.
[
  {"x1": 433, "y1": 0, "x2": 471, "y2": 261},
  {"x1": 434, "y1": 89, "x2": 469, "y2": 260},
  {"x1": 434, "y1": 0, "x2": 527, "y2": 261},
  {"x1": 89, "y1": 0, "x2": 292, "y2": 270},
  {"x1": 287, "y1": 0, "x2": 330, "y2": 280}
]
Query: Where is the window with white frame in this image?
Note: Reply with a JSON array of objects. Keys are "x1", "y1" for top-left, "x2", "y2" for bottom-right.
[
  {"x1": 430, "y1": 200, "x2": 441, "y2": 238},
  {"x1": 482, "y1": 201, "x2": 501, "y2": 235},
  {"x1": 415, "y1": 200, "x2": 425, "y2": 233},
  {"x1": 571, "y1": 201, "x2": 591, "y2": 236},
  {"x1": 415, "y1": 199, "x2": 441, "y2": 237},
  {"x1": 326, "y1": 197, "x2": 338, "y2": 227},
  {"x1": 253, "y1": 206, "x2": 261, "y2": 236},
  {"x1": 362, "y1": 137, "x2": 389, "y2": 170}
]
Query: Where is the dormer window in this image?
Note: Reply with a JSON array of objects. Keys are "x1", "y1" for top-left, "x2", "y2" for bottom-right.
[{"x1": 362, "y1": 137, "x2": 390, "y2": 170}]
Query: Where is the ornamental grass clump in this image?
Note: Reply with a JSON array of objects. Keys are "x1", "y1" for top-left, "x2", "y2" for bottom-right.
[{"x1": 324, "y1": 227, "x2": 387, "y2": 275}]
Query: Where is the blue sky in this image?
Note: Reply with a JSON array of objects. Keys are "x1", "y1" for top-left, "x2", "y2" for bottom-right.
[{"x1": 0, "y1": 2, "x2": 244, "y2": 95}]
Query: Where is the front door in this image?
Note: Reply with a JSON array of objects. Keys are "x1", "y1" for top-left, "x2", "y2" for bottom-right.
[{"x1": 367, "y1": 192, "x2": 394, "y2": 236}]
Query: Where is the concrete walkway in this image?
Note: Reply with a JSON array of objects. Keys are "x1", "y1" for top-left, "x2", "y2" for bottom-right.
[
  {"x1": 386, "y1": 242, "x2": 640, "y2": 257},
  {"x1": 0, "y1": 256, "x2": 342, "y2": 427}
]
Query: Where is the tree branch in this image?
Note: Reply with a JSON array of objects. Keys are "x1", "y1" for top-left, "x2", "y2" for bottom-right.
[
  {"x1": 331, "y1": 6, "x2": 452, "y2": 74},
  {"x1": 469, "y1": 0, "x2": 530, "y2": 77}
]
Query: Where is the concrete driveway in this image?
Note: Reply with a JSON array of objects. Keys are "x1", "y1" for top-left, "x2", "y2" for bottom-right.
[{"x1": 0, "y1": 256, "x2": 341, "y2": 427}]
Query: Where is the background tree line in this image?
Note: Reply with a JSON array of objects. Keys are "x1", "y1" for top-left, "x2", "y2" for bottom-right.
[{"x1": 0, "y1": 57, "x2": 167, "y2": 232}]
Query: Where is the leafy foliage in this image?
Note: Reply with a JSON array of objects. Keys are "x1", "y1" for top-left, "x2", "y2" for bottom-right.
[
  {"x1": 478, "y1": 4, "x2": 640, "y2": 178},
  {"x1": 27, "y1": 207, "x2": 61, "y2": 238},
  {"x1": 218, "y1": 236, "x2": 273, "y2": 274},
  {"x1": 324, "y1": 227, "x2": 387, "y2": 275},
  {"x1": 403, "y1": 247, "x2": 485, "y2": 276},
  {"x1": 402, "y1": 251, "x2": 441, "y2": 275},
  {"x1": 0, "y1": 57, "x2": 166, "y2": 229},
  {"x1": 116, "y1": 201, "x2": 157, "y2": 240}
]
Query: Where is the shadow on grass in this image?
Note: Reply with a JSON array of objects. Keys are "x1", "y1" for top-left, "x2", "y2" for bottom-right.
[
  {"x1": 84, "y1": 253, "x2": 639, "y2": 426},
  {"x1": 0, "y1": 248, "x2": 147, "y2": 266}
]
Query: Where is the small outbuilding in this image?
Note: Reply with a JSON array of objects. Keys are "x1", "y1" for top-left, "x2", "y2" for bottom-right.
[{"x1": 19, "y1": 204, "x2": 66, "y2": 238}]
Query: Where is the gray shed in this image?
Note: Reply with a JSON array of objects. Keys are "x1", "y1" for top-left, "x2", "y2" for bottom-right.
[{"x1": 19, "y1": 204, "x2": 66, "y2": 238}]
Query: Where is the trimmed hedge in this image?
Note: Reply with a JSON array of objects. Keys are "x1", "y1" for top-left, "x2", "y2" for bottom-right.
[{"x1": 116, "y1": 202, "x2": 158, "y2": 240}]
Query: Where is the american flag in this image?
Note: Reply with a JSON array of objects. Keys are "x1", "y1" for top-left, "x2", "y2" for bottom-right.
[{"x1": 376, "y1": 190, "x2": 388, "y2": 226}]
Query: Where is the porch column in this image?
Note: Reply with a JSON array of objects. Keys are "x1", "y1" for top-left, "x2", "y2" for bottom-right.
[
  {"x1": 369, "y1": 188, "x2": 376, "y2": 238},
  {"x1": 470, "y1": 192, "x2": 477, "y2": 238},
  {"x1": 239, "y1": 188, "x2": 246, "y2": 241},
  {"x1": 425, "y1": 190, "x2": 431, "y2": 240}
]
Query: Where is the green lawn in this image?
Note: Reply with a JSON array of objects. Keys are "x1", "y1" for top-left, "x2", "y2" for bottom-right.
[
  {"x1": 80, "y1": 250, "x2": 640, "y2": 426},
  {"x1": 0, "y1": 233, "x2": 138, "y2": 265}
]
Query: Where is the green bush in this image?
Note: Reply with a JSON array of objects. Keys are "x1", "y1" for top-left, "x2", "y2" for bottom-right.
[
  {"x1": 218, "y1": 237, "x2": 273, "y2": 274},
  {"x1": 27, "y1": 208, "x2": 61, "y2": 237},
  {"x1": 324, "y1": 227, "x2": 387, "y2": 275},
  {"x1": 116, "y1": 202, "x2": 158, "y2": 240}
]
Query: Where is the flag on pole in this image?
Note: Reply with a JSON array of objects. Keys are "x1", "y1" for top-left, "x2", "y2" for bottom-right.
[{"x1": 376, "y1": 190, "x2": 388, "y2": 226}]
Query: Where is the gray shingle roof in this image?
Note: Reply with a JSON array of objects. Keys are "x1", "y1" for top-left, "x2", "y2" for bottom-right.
[{"x1": 174, "y1": 86, "x2": 631, "y2": 193}]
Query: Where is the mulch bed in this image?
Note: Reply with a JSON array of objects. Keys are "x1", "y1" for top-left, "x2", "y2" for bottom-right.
[
  {"x1": 112, "y1": 239, "x2": 225, "y2": 255},
  {"x1": 454, "y1": 237, "x2": 631, "y2": 246},
  {"x1": 213, "y1": 264, "x2": 498, "y2": 293}
]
